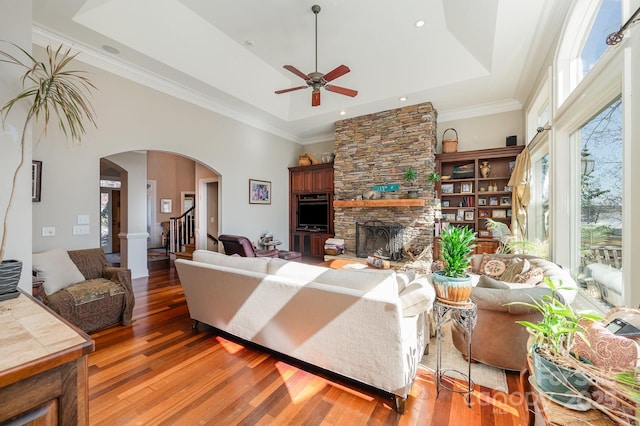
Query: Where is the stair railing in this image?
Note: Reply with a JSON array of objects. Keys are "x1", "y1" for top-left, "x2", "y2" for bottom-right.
[{"x1": 169, "y1": 206, "x2": 195, "y2": 253}]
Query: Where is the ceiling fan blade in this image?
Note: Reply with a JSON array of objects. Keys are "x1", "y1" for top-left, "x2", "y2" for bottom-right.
[
  {"x1": 325, "y1": 84, "x2": 358, "y2": 97},
  {"x1": 283, "y1": 65, "x2": 310, "y2": 81},
  {"x1": 312, "y1": 91, "x2": 321, "y2": 107},
  {"x1": 323, "y1": 65, "x2": 350, "y2": 82},
  {"x1": 275, "y1": 86, "x2": 307, "y2": 94}
]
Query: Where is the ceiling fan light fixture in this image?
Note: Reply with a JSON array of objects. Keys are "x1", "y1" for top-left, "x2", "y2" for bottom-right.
[{"x1": 274, "y1": 4, "x2": 357, "y2": 106}]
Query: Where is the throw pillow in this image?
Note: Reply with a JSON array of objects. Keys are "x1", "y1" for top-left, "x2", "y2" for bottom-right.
[
  {"x1": 514, "y1": 267, "x2": 544, "y2": 285},
  {"x1": 483, "y1": 259, "x2": 507, "y2": 278},
  {"x1": 477, "y1": 274, "x2": 510, "y2": 290},
  {"x1": 399, "y1": 279, "x2": 435, "y2": 317},
  {"x1": 33, "y1": 248, "x2": 86, "y2": 296},
  {"x1": 500, "y1": 258, "x2": 530, "y2": 282},
  {"x1": 477, "y1": 254, "x2": 507, "y2": 277},
  {"x1": 572, "y1": 319, "x2": 640, "y2": 369},
  {"x1": 396, "y1": 270, "x2": 416, "y2": 293}
]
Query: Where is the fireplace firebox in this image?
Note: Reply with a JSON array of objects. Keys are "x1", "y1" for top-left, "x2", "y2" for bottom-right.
[{"x1": 356, "y1": 221, "x2": 404, "y2": 261}]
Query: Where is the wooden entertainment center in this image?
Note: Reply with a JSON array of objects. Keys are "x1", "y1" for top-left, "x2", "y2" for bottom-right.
[{"x1": 289, "y1": 162, "x2": 334, "y2": 258}]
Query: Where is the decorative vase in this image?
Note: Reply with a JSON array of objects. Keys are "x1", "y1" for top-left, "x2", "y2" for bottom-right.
[
  {"x1": 408, "y1": 190, "x2": 418, "y2": 199},
  {"x1": 0, "y1": 259, "x2": 22, "y2": 300},
  {"x1": 432, "y1": 270, "x2": 473, "y2": 303},
  {"x1": 480, "y1": 161, "x2": 491, "y2": 178}
]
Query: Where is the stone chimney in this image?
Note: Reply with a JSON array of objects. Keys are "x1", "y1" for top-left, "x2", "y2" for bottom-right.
[{"x1": 333, "y1": 102, "x2": 437, "y2": 258}]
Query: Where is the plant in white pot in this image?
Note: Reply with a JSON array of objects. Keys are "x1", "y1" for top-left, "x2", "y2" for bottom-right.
[
  {"x1": 0, "y1": 42, "x2": 96, "y2": 298},
  {"x1": 432, "y1": 224, "x2": 476, "y2": 303}
]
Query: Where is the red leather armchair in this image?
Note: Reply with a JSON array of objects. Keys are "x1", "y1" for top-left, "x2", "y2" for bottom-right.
[{"x1": 218, "y1": 234, "x2": 279, "y2": 258}]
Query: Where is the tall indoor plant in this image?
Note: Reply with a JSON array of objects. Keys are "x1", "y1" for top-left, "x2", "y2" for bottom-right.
[
  {"x1": 432, "y1": 224, "x2": 476, "y2": 303},
  {"x1": 0, "y1": 42, "x2": 96, "y2": 296}
]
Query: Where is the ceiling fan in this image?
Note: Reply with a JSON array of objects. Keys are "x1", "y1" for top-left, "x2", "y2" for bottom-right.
[{"x1": 275, "y1": 4, "x2": 358, "y2": 107}]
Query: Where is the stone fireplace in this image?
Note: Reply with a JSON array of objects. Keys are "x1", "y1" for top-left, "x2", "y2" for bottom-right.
[
  {"x1": 356, "y1": 221, "x2": 404, "y2": 261},
  {"x1": 333, "y1": 102, "x2": 437, "y2": 261}
]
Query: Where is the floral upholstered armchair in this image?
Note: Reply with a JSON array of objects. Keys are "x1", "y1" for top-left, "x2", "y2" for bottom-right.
[{"x1": 32, "y1": 248, "x2": 135, "y2": 333}]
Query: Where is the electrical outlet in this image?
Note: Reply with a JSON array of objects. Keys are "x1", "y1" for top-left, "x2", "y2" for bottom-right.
[
  {"x1": 77, "y1": 214, "x2": 90, "y2": 225},
  {"x1": 42, "y1": 227, "x2": 55, "y2": 237}
]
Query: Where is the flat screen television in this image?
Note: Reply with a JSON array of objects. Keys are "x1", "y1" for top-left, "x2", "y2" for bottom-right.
[{"x1": 297, "y1": 201, "x2": 328, "y2": 229}]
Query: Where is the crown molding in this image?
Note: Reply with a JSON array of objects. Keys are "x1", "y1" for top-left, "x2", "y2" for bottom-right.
[
  {"x1": 437, "y1": 99, "x2": 522, "y2": 122},
  {"x1": 32, "y1": 25, "x2": 304, "y2": 144}
]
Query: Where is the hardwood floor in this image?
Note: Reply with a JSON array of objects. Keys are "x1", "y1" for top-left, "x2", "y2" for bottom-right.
[{"x1": 88, "y1": 262, "x2": 532, "y2": 425}]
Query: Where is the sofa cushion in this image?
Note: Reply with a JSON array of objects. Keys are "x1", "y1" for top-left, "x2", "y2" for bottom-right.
[
  {"x1": 399, "y1": 278, "x2": 435, "y2": 317},
  {"x1": 477, "y1": 275, "x2": 510, "y2": 289},
  {"x1": 514, "y1": 267, "x2": 544, "y2": 285},
  {"x1": 478, "y1": 254, "x2": 508, "y2": 277},
  {"x1": 64, "y1": 278, "x2": 125, "y2": 305},
  {"x1": 396, "y1": 270, "x2": 416, "y2": 293},
  {"x1": 192, "y1": 250, "x2": 270, "y2": 274},
  {"x1": 33, "y1": 248, "x2": 86, "y2": 295},
  {"x1": 586, "y1": 263, "x2": 623, "y2": 294},
  {"x1": 499, "y1": 258, "x2": 530, "y2": 282}
]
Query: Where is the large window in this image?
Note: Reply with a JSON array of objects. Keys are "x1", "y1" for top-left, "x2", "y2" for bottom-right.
[{"x1": 579, "y1": 0, "x2": 621, "y2": 76}]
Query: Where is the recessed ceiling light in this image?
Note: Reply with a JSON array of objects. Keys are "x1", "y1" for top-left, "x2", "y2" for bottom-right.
[
  {"x1": 102, "y1": 45, "x2": 120, "y2": 54},
  {"x1": 399, "y1": 96, "x2": 407, "y2": 102},
  {"x1": 339, "y1": 110, "x2": 346, "y2": 115},
  {"x1": 415, "y1": 20, "x2": 425, "y2": 28}
]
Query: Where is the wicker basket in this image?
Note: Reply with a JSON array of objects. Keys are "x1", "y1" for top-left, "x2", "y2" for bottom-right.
[{"x1": 442, "y1": 128, "x2": 458, "y2": 153}]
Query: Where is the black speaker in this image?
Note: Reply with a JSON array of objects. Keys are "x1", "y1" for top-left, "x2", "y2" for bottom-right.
[{"x1": 506, "y1": 135, "x2": 517, "y2": 146}]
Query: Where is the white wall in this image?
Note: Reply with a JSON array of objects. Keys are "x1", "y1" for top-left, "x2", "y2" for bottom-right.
[
  {"x1": 437, "y1": 110, "x2": 524, "y2": 153},
  {"x1": 30, "y1": 46, "x2": 301, "y2": 274},
  {"x1": 0, "y1": 0, "x2": 32, "y2": 293}
]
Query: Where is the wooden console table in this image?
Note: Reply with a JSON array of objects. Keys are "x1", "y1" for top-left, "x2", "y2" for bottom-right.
[{"x1": 0, "y1": 292, "x2": 94, "y2": 425}]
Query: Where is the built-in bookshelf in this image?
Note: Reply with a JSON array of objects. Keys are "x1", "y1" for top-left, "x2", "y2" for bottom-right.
[{"x1": 434, "y1": 145, "x2": 524, "y2": 256}]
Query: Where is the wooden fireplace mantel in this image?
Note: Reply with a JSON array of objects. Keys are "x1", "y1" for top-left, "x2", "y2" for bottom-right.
[{"x1": 333, "y1": 199, "x2": 426, "y2": 208}]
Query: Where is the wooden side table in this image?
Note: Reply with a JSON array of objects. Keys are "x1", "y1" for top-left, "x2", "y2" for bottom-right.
[
  {"x1": 433, "y1": 299, "x2": 477, "y2": 407},
  {"x1": 0, "y1": 291, "x2": 94, "y2": 424}
]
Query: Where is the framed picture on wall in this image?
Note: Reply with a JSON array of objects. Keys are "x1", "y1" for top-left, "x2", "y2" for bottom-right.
[
  {"x1": 160, "y1": 198, "x2": 172, "y2": 213},
  {"x1": 249, "y1": 179, "x2": 271, "y2": 204},
  {"x1": 441, "y1": 183, "x2": 454, "y2": 194}
]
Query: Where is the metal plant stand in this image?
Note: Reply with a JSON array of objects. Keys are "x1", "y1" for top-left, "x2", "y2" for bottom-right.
[{"x1": 434, "y1": 298, "x2": 477, "y2": 407}]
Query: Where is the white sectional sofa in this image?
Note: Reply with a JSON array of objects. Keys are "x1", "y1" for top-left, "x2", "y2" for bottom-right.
[{"x1": 175, "y1": 250, "x2": 435, "y2": 413}]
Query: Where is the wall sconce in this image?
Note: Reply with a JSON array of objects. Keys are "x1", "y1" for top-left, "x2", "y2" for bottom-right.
[{"x1": 581, "y1": 148, "x2": 595, "y2": 175}]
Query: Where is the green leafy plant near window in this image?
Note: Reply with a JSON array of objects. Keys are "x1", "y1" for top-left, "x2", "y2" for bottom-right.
[{"x1": 0, "y1": 42, "x2": 97, "y2": 262}]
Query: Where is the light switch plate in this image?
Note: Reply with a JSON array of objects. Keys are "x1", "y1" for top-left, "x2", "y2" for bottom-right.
[{"x1": 73, "y1": 225, "x2": 90, "y2": 235}]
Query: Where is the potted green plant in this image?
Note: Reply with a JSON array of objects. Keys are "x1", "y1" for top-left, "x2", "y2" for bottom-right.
[
  {"x1": 432, "y1": 225, "x2": 476, "y2": 303},
  {"x1": 403, "y1": 167, "x2": 419, "y2": 198},
  {"x1": 0, "y1": 42, "x2": 96, "y2": 298},
  {"x1": 509, "y1": 278, "x2": 603, "y2": 404}
]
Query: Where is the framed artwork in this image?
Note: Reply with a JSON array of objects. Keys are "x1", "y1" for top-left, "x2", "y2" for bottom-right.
[
  {"x1": 32, "y1": 160, "x2": 42, "y2": 202},
  {"x1": 478, "y1": 197, "x2": 487, "y2": 206},
  {"x1": 492, "y1": 209, "x2": 507, "y2": 218},
  {"x1": 249, "y1": 179, "x2": 271, "y2": 204},
  {"x1": 479, "y1": 209, "x2": 490, "y2": 218},
  {"x1": 464, "y1": 210, "x2": 474, "y2": 221},
  {"x1": 489, "y1": 196, "x2": 499, "y2": 206},
  {"x1": 478, "y1": 230, "x2": 491, "y2": 238},
  {"x1": 442, "y1": 213, "x2": 456, "y2": 222},
  {"x1": 461, "y1": 182, "x2": 473, "y2": 193},
  {"x1": 160, "y1": 198, "x2": 172, "y2": 213},
  {"x1": 500, "y1": 196, "x2": 511, "y2": 206},
  {"x1": 456, "y1": 209, "x2": 465, "y2": 221},
  {"x1": 441, "y1": 183, "x2": 454, "y2": 194},
  {"x1": 442, "y1": 200, "x2": 450, "y2": 207}
]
